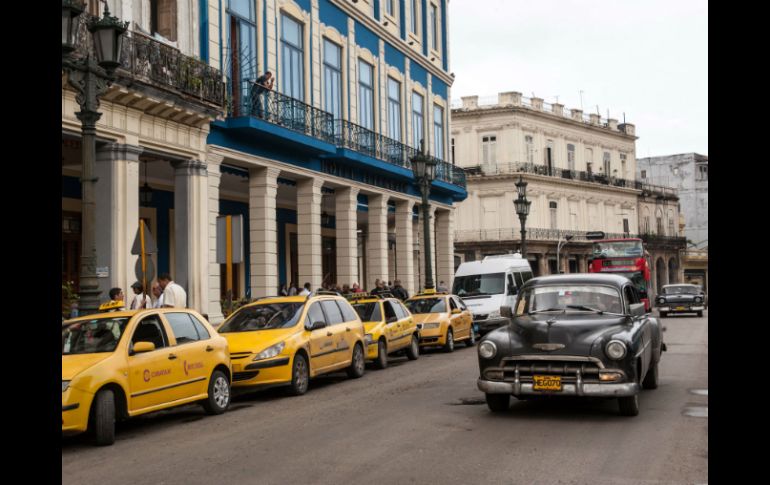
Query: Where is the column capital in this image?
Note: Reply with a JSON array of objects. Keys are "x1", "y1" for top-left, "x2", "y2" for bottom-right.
[
  {"x1": 172, "y1": 159, "x2": 208, "y2": 176},
  {"x1": 395, "y1": 199, "x2": 416, "y2": 211},
  {"x1": 95, "y1": 143, "x2": 143, "y2": 163},
  {"x1": 250, "y1": 166, "x2": 282, "y2": 182},
  {"x1": 206, "y1": 152, "x2": 225, "y2": 166},
  {"x1": 297, "y1": 177, "x2": 325, "y2": 193}
]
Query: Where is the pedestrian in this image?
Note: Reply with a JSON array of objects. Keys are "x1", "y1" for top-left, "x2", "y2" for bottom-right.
[
  {"x1": 151, "y1": 281, "x2": 163, "y2": 308},
  {"x1": 342, "y1": 284, "x2": 351, "y2": 295},
  {"x1": 129, "y1": 281, "x2": 149, "y2": 310},
  {"x1": 351, "y1": 282, "x2": 362, "y2": 293},
  {"x1": 158, "y1": 273, "x2": 187, "y2": 308},
  {"x1": 299, "y1": 282, "x2": 312, "y2": 296},
  {"x1": 279, "y1": 283, "x2": 288, "y2": 296},
  {"x1": 437, "y1": 280, "x2": 448, "y2": 292},
  {"x1": 250, "y1": 71, "x2": 274, "y2": 118},
  {"x1": 107, "y1": 288, "x2": 125, "y2": 309},
  {"x1": 371, "y1": 279, "x2": 385, "y2": 296},
  {"x1": 392, "y1": 279, "x2": 409, "y2": 301},
  {"x1": 288, "y1": 281, "x2": 298, "y2": 296}
]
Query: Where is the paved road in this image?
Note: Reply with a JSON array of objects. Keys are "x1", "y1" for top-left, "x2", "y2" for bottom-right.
[{"x1": 62, "y1": 311, "x2": 708, "y2": 484}]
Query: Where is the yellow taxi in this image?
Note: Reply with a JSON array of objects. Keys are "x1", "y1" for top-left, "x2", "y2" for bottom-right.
[
  {"x1": 62, "y1": 306, "x2": 231, "y2": 446},
  {"x1": 348, "y1": 293, "x2": 420, "y2": 368},
  {"x1": 405, "y1": 290, "x2": 475, "y2": 352},
  {"x1": 216, "y1": 292, "x2": 366, "y2": 395}
]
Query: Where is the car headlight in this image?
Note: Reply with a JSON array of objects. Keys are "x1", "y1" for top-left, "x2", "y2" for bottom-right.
[
  {"x1": 479, "y1": 341, "x2": 497, "y2": 359},
  {"x1": 656, "y1": 297, "x2": 665, "y2": 304},
  {"x1": 253, "y1": 342, "x2": 285, "y2": 361},
  {"x1": 62, "y1": 380, "x2": 70, "y2": 393},
  {"x1": 605, "y1": 340, "x2": 627, "y2": 360},
  {"x1": 488, "y1": 310, "x2": 500, "y2": 319},
  {"x1": 694, "y1": 296, "x2": 702, "y2": 303},
  {"x1": 364, "y1": 333, "x2": 373, "y2": 345},
  {"x1": 423, "y1": 322, "x2": 441, "y2": 329}
]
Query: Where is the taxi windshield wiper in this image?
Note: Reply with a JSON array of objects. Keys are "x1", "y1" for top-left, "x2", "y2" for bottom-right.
[{"x1": 528, "y1": 307, "x2": 565, "y2": 315}]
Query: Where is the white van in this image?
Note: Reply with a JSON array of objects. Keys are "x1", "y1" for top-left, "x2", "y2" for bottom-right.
[{"x1": 452, "y1": 253, "x2": 533, "y2": 334}]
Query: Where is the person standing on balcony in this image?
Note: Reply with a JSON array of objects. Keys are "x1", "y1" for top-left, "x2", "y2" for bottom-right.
[{"x1": 251, "y1": 71, "x2": 273, "y2": 118}]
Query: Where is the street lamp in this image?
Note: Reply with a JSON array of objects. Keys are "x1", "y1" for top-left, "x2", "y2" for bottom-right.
[
  {"x1": 411, "y1": 139, "x2": 437, "y2": 291},
  {"x1": 513, "y1": 175, "x2": 531, "y2": 258},
  {"x1": 556, "y1": 234, "x2": 574, "y2": 274},
  {"x1": 62, "y1": 0, "x2": 128, "y2": 315}
]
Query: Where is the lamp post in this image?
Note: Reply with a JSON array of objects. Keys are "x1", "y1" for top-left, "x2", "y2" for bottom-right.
[
  {"x1": 513, "y1": 175, "x2": 531, "y2": 258},
  {"x1": 556, "y1": 234, "x2": 574, "y2": 274},
  {"x1": 62, "y1": 0, "x2": 128, "y2": 315},
  {"x1": 411, "y1": 140, "x2": 437, "y2": 291}
]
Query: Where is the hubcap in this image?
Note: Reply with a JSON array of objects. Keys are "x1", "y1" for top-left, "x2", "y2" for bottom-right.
[
  {"x1": 355, "y1": 347, "x2": 364, "y2": 372},
  {"x1": 296, "y1": 358, "x2": 308, "y2": 391},
  {"x1": 213, "y1": 376, "x2": 230, "y2": 408},
  {"x1": 448, "y1": 331, "x2": 454, "y2": 350}
]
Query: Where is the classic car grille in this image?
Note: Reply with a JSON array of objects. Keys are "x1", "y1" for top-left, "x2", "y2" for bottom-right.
[
  {"x1": 499, "y1": 358, "x2": 601, "y2": 382},
  {"x1": 233, "y1": 371, "x2": 260, "y2": 381}
]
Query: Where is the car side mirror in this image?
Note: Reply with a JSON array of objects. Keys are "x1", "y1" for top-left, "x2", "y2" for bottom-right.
[
  {"x1": 500, "y1": 306, "x2": 514, "y2": 319},
  {"x1": 132, "y1": 341, "x2": 156, "y2": 354},
  {"x1": 386, "y1": 316, "x2": 398, "y2": 323},
  {"x1": 451, "y1": 308, "x2": 461, "y2": 315},
  {"x1": 629, "y1": 303, "x2": 645, "y2": 318},
  {"x1": 306, "y1": 321, "x2": 326, "y2": 331}
]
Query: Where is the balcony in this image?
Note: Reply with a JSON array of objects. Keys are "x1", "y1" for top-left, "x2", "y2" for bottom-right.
[
  {"x1": 639, "y1": 233, "x2": 687, "y2": 248},
  {"x1": 455, "y1": 228, "x2": 634, "y2": 243},
  {"x1": 71, "y1": 14, "x2": 225, "y2": 111},
  {"x1": 467, "y1": 162, "x2": 641, "y2": 190}
]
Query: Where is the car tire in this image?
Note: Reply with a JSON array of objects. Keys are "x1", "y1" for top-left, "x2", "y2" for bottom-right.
[
  {"x1": 405, "y1": 334, "x2": 420, "y2": 360},
  {"x1": 201, "y1": 370, "x2": 231, "y2": 414},
  {"x1": 346, "y1": 343, "x2": 365, "y2": 378},
  {"x1": 92, "y1": 389, "x2": 116, "y2": 446},
  {"x1": 618, "y1": 394, "x2": 639, "y2": 416},
  {"x1": 485, "y1": 393, "x2": 510, "y2": 413},
  {"x1": 465, "y1": 327, "x2": 476, "y2": 347},
  {"x1": 374, "y1": 340, "x2": 388, "y2": 369},
  {"x1": 443, "y1": 328, "x2": 455, "y2": 353},
  {"x1": 697, "y1": 311, "x2": 703, "y2": 318},
  {"x1": 642, "y1": 361, "x2": 659, "y2": 390},
  {"x1": 287, "y1": 353, "x2": 309, "y2": 396}
]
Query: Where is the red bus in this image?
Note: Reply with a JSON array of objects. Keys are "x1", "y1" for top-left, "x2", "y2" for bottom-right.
[{"x1": 588, "y1": 238, "x2": 652, "y2": 311}]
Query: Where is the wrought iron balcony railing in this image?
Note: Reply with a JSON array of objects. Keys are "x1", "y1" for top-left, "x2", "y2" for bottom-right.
[
  {"x1": 455, "y1": 228, "x2": 635, "y2": 243},
  {"x1": 469, "y1": 162, "x2": 642, "y2": 190},
  {"x1": 72, "y1": 14, "x2": 225, "y2": 107},
  {"x1": 639, "y1": 233, "x2": 688, "y2": 246}
]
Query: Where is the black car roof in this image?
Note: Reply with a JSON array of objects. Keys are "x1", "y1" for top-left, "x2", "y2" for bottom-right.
[
  {"x1": 661, "y1": 283, "x2": 698, "y2": 288},
  {"x1": 523, "y1": 273, "x2": 631, "y2": 289}
]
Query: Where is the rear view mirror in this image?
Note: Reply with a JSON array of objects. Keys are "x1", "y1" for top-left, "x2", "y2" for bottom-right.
[
  {"x1": 500, "y1": 306, "x2": 514, "y2": 319},
  {"x1": 451, "y1": 308, "x2": 461, "y2": 315},
  {"x1": 307, "y1": 321, "x2": 326, "y2": 331}
]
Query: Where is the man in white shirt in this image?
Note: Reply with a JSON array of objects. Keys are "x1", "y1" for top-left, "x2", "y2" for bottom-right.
[
  {"x1": 158, "y1": 273, "x2": 187, "y2": 308},
  {"x1": 129, "y1": 281, "x2": 149, "y2": 310},
  {"x1": 151, "y1": 281, "x2": 163, "y2": 308},
  {"x1": 298, "y1": 282, "x2": 312, "y2": 296}
]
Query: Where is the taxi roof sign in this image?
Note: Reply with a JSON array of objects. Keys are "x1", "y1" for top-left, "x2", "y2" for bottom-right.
[{"x1": 98, "y1": 300, "x2": 125, "y2": 312}]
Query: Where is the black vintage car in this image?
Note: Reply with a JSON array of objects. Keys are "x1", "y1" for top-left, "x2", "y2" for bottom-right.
[
  {"x1": 476, "y1": 274, "x2": 665, "y2": 416},
  {"x1": 656, "y1": 284, "x2": 705, "y2": 317}
]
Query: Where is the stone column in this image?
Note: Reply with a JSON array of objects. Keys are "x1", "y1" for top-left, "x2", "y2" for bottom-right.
[
  {"x1": 250, "y1": 167, "x2": 281, "y2": 298},
  {"x1": 435, "y1": 208, "x2": 456, "y2": 290},
  {"x1": 95, "y1": 143, "x2": 143, "y2": 299},
  {"x1": 538, "y1": 253, "x2": 549, "y2": 276},
  {"x1": 336, "y1": 187, "x2": 360, "y2": 289},
  {"x1": 578, "y1": 254, "x2": 588, "y2": 273},
  {"x1": 418, "y1": 205, "x2": 436, "y2": 290},
  {"x1": 206, "y1": 153, "x2": 225, "y2": 324},
  {"x1": 172, "y1": 159, "x2": 209, "y2": 312},
  {"x1": 395, "y1": 200, "x2": 416, "y2": 296},
  {"x1": 297, "y1": 178, "x2": 324, "y2": 289},
  {"x1": 367, "y1": 194, "x2": 390, "y2": 290}
]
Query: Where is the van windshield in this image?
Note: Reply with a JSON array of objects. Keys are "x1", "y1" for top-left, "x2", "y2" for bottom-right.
[{"x1": 452, "y1": 273, "x2": 505, "y2": 296}]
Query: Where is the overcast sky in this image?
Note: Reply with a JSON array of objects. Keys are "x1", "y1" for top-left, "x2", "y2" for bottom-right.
[{"x1": 448, "y1": 0, "x2": 708, "y2": 157}]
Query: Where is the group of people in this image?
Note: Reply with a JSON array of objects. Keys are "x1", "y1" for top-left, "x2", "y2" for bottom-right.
[
  {"x1": 106, "y1": 273, "x2": 187, "y2": 310},
  {"x1": 276, "y1": 278, "x2": 450, "y2": 302}
]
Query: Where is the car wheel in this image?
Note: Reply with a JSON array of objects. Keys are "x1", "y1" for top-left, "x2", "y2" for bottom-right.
[
  {"x1": 287, "y1": 353, "x2": 309, "y2": 396},
  {"x1": 697, "y1": 311, "x2": 703, "y2": 318},
  {"x1": 374, "y1": 340, "x2": 388, "y2": 369},
  {"x1": 466, "y1": 327, "x2": 476, "y2": 347},
  {"x1": 405, "y1": 334, "x2": 420, "y2": 360},
  {"x1": 642, "y1": 361, "x2": 659, "y2": 390},
  {"x1": 92, "y1": 389, "x2": 116, "y2": 446},
  {"x1": 202, "y1": 370, "x2": 231, "y2": 414},
  {"x1": 346, "y1": 343, "x2": 365, "y2": 378},
  {"x1": 618, "y1": 394, "x2": 639, "y2": 416},
  {"x1": 443, "y1": 328, "x2": 455, "y2": 353},
  {"x1": 485, "y1": 393, "x2": 510, "y2": 413}
]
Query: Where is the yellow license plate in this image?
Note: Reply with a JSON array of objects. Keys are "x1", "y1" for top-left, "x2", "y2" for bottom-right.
[
  {"x1": 676, "y1": 306, "x2": 685, "y2": 310},
  {"x1": 533, "y1": 375, "x2": 562, "y2": 391}
]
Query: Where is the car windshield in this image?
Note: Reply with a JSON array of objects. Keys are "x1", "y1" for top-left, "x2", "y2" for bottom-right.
[
  {"x1": 218, "y1": 303, "x2": 304, "y2": 332},
  {"x1": 663, "y1": 285, "x2": 699, "y2": 295},
  {"x1": 62, "y1": 317, "x2": 129, "y2": 355},
  {"x1": 452, "y1": 273, "x2": 505, "y2": 296},
  {"x1": 592, "y1": 240, "x2": 643, "y2": 258},
  {"x1": 352, "y1": 302, "x2": 381, "y2": 322},
  {"x1": 406, "y1": 298, "x2": 446, "y2": 314},
  {"x1": 516, "y1": 285, "x2": 623, "y2": 315}
]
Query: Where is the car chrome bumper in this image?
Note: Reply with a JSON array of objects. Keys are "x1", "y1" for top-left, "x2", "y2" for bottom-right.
[
  {"x1": 659, "y1": 306, "x2": 704, "y2": 312},
  {"x1": 477, "y1": 378, "x2": 640, "y2": 397}
]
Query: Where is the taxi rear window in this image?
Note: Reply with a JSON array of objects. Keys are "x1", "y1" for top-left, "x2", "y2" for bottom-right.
[
  {"x1": 406, "y1": 298, "x2": 446, "y2": 314},
  {"x1": 352, "y1": 302, "x2": 382, "y2": 322}
]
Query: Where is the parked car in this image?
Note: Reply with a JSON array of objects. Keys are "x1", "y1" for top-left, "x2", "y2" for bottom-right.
[
  {"x1": 405, "y1": 291, "x2": 475, "y2": 352},
  {"x1": 62, "y1": 308, "x2": 232, "y2": 446},
  {"x1": 477, "y1": 274, "x2": 665, "y2": 416},
  {"x1": 348, "y1": 293, "x2": 420, "y2": 368},
  {"x1": 217, "y1": 293, "x2": 366, "y2": 395},
  {"x1": 655, "y1": 284, "x2": 705, "y2": 317}
]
